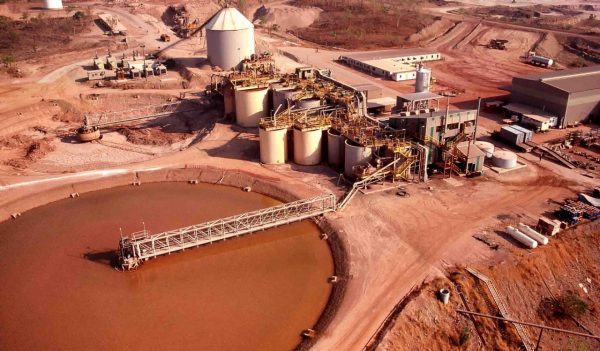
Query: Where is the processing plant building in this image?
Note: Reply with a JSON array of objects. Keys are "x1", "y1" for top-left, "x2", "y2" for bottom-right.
[
  {"x1": 510, "y1": 65, "x2": 600, "y2": 127},
  {"x1": 340, "y1": 49, "x2": 442, "y2": 81}
]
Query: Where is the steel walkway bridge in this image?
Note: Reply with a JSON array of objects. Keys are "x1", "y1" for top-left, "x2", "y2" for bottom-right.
[{"x1": 118, "y1": 194, "x2": 336, "y2": 270}]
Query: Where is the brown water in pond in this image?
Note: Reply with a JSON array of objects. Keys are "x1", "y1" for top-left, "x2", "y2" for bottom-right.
[{"x1": 0, "y1": 183, "x2": 333, "y2": 351}]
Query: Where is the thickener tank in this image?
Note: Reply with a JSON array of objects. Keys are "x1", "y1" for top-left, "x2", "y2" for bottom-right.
[
  {"x1": 235, "y1": 87, "x2": 268, "y2": 127},
  {"x1": 44, "y1": 0, "x2": 63, "y2": 9},
  {"x1": 205, "y1": 7, "x2": 255, "y2": 70},
  {"x1": 415, "y1": 66, "x2": 431, "y2": 93},
  {"x1": 344, "y1": 139, "x2": 372, "y2": 178},
  {"x1": 492, "y1": 150, "x2": 518, "y2": 169},
  {"x1": 293, "y1": 127, "x2": 322, "y2": 165},
  {"x1": 259, "y1": 127, "x2": 288, "y2": 164},
  {"x1": 474, "y1": 141, "x2": 495, "y2": 158},
  {"x1": 327, "y1": 129, "x2": 345, "y2": 167},
  {"x1": 296, "y1": 98, "x2": 322, "y2": 109}
]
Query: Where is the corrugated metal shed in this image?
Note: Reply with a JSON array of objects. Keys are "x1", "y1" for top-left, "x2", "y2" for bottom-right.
[
  {"x1": 514, "y1": 65, "x2": 600, "y2": 94},
  {"x1": 205, "y1": 7, "x2": 253, "y2": 31}
]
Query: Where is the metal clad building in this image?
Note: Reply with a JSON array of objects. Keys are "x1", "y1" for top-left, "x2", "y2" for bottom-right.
[
  {"x1": 511, "y1": 66, "x2": 600, "y2": 127},
  {"x1": 205, "y1": 7, "x2": 255, "y2": 70}
]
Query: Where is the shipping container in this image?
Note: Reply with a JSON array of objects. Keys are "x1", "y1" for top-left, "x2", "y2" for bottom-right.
[
  {"x1": 511, "y1": 125, "x2": 533, "y2": 142},
  {"x1": 500, "y1": 125, "x2": 525, "y2": 145}
]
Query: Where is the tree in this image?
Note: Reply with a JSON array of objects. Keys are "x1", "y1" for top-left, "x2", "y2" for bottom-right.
[{"x1": 2, "y1": 54, "x2": 15, "y2": 67}]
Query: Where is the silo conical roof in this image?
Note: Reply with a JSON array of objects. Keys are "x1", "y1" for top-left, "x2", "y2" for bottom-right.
[{"x1": 205, "y1": 7, "x2": 254, "y2": 31}]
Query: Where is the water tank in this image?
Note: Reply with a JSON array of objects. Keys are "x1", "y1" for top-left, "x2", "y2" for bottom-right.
[
  {"x1": 205, "y1": 7, "x2": 255, "y2": 70},
  {"x1": 235, "y1": 87, "x2": 268, "y2": 127},
  {"x1": 344, "y1": 139, "x2": 372, "y2": 178},
  {"x1": 259, "y1": 127, "x2": 288, "y2": 164},
  {"x1": 327, "y1": 129, "x2": 345, "y2": 167},
  {"x1": 415, "y1": 66, "x2": 431, "y2": 93},
  {"x1": 272, "y1": 87, "x2": 297, "y2": 114},
  {"x1": 296, "y1": 98, "x2": 322, "y2": 109},
  {"x1": 474, "y1": 141, "x2": 495, "y2": 158},
  {"x1": 223, "y1": 83, "x2": 236, "y2": 119},
  {"x1": 492, "y1": 150, "x2": 518, "y2": 169},
  {"x1": 44, "y1": 0, "x2": 63, "y2": 9},
  {"x1": 293, "y1": 127, "x2": 322, "y2": 165}
]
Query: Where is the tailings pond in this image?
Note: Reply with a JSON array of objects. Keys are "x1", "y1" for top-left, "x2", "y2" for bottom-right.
[{"x1": 0, "y1": 182, "x2": 333, "y2": 350}]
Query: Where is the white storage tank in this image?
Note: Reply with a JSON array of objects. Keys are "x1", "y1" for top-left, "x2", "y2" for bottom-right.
[
  {"x1": 344, "y1": 139, "x2": 372, "y2": 178},
  {"x1": 259, "y1": 127, "x2": 288, "y2": 164},
  {"x1": 44, "y1": 0, "x2": 63, "y2": 9},
  {"x1": 474, "y1": 141, "x2": 495, "y2": 158},
  {"x1": 235, "y1": 87, "x2": 268, "y2": 127},
  {"x1": 205, "y1": 7, "x2": 255, "y2": 70},
  {"x1": 415, "y1": 66, "x2": 431, "y2": 93},
  {"x1": 492, "y1": 150, "x2": 518, "y2": 169},
  {"x1": 296, "y1": 98, "x2": 321, "y2": 109},
  {"x1": 293, "y1": 127, "x2": 322, "y2": 165},
  {"x1": 327, "y1": 129, "x2": 345, "y2": 167},
  {"x1": 506, "y1": 226, "x2": 538, "y2": 249}
]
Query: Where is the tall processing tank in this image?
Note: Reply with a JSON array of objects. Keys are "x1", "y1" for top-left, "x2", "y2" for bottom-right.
[
  {"x1": 223, "y1": 82, "x2": 236, "y2": 119},
  {"x1": 205, "y1": 7, "x2": 255, "y2": 70},
  {"x1": 415, "y1": 65, "x2": 431, "y2": 93},
  {"x1": 259, "y1": 127, "x2": 288, "y2": 164},
  {"x1": 327, "y1": 129, "x2": 345, "y2": 167},
  {"x1": 293, "y1": 127, "x2": 322, "y2": 165},
  {"x1": 296, "y1": 98, "x2": 322, "y2": 109},
  {"x1": 344, "y1": 139, "x2": 372, "y2": 178},
  {"x1": 235, "y1": 87, "x2": 268, "y2": 127},
  {"x1": 272, "y1": 87, "x2": 298, "y2": 114},
  {"x1": 44, "y1": 0, "x2": 63, "y2": 9}
]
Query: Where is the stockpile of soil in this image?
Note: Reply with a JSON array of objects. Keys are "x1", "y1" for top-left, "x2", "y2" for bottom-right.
[
  {"x1": 291, "y1": 0, "x2": 435, "y2": 49},
  {"x1": 118, "y1": 126, "x2": 191, "y2": 146},
  {"x1": 3, "y1": 136, "x2": 56, "y2": 168}
]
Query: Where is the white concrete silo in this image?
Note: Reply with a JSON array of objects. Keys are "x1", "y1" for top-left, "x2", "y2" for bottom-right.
[
  {"x1": 205, "y1": 7, "x2": 255, "y2": 70},
  {"x1": 415, "y1": 65, "x2": 431, "y2": 93},
  {"x1": 44, "y1": 0, "x2": 63, "y2": 9}
]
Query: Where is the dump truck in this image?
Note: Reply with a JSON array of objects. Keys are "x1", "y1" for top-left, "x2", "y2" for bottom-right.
[{"x1": 488, "y1": 39, "x2": 508, "y2": 50}]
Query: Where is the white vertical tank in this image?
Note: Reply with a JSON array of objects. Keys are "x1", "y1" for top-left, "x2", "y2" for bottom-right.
[
  {"x1": 344, "y1": 139, "x2": 372, "y2": 178},
  {"x1": 492, "y1": 150, "x2": 518, "y2": 168},
  {"x1": 205, "y1": 7, "x2": 255, "y2": 70},
  {"x1": 415, "y1": 66, "x2": 431, "y2": 93},
  {"x1": 293, "y1": 127, "x2": 322, "y2": 165},
  {"x1": 327, "y1": 129, "x2": 345, "y2": 167},
  {"x1": 259, "y1": 127, "x2": 288, "y2": 164},
  {"x1": 235, "y1": 87, "x2": 268, "y2": 127},
  {"x1": 44, "y1": 0, "x2": 63, "y2": 9}
]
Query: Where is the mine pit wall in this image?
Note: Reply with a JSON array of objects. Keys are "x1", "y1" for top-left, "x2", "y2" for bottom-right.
[{"x1": 0, "y1": 166, "x2": 349, "y2": 348}]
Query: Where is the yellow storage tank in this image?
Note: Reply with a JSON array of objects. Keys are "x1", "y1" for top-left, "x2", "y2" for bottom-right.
[
  {"x1": 235, "y1": 87, "x2": 269, "y2": 127},
  {"x1": 259, "y1": 127, "x2": 288, "y2": 164}
]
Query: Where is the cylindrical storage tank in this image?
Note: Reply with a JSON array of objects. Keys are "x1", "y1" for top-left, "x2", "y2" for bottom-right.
[
  {"x1": 223, "y1": 83, "x2": 236, "y2": 119},
  {"x1": 44, "y1": 0, "x2": 63, "y2": 9},
  {"x1": 272, "y1": 88, "x2": 297, "y2": 114},
  {"x1": 293, "y1": 127, "x2": 322, "y2": 165},
  {"x1": 506, "y1": 226, "x2": 538, "y2": 249},
  {"x1": 205, "y1": 7, "x2": 255, "y2": 70},
  {"x1": 327, "y1": 129, "x2": 345, "y2": 167},
  {"x1": 415, "y1": 67, "x2": 431, "y2": 93},
  {"x1": 235, "y1": 87, "x2": 268, "y2": 127},
  {"x1": 259, "y1": 127, "x2": 288, "y2": 164},
  {"x1": 296, "y1": 98, "x2": 322, "y2": 110},
  {"x1": 518, "y1": 223, "x2": 549, "y2": 245},
  {"x1": 492, "y1": 150, "x2": 518, "y2": 169},
  {"x1": 474, "y1": 141, "x2": 495, "y2": 158},
  {"x1": 344, "y1": 139, "x2": 372, "y2": 178},
  {"x1": 439, "y1": 288, "x2": 450, "y2": 304}
]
